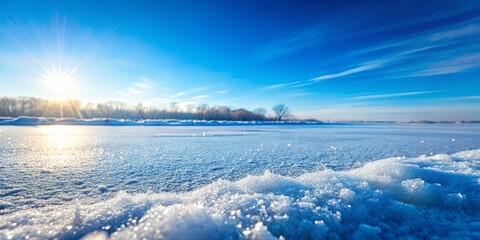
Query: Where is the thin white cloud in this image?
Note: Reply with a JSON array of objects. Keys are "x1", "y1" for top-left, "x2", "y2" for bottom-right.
[
  {"x1": 310, "y1": 61, "x2": 385, "y2": 82},
  {"x1": 429, "y1": 24, "x2": 480, "y2": 42},
  {"x1": 216, "y1": 89, "x2": 229, "y2": 94},
  {"x1": 172, "y1": 87, "x2": 209, "y2": 98},
  {"x1": 350, "y1": 91, "x2": 439, "y2": 100},
  {"x1": 287, "y1": 92, "x2": 312, "y2": 97},
  {"x1": 132, "y1": 78, "x2": 154, "y2": 90},
  {"x1": 171, "y1": 92, "x2": 185, "y2": 98},
  {"x1": 256, "y1": 4, "x2": 480, "y2": 61},
  {"x1": 259, "y1": 81, "x2": 303, "y2": 90},
  {"x1": 258, "y1": 18, "x2": 480, "y2": 92},
  {"x1": 346, "y1": 23, "x2": 480, "y2": 78},
  {"x1": 449, "y1": 95, "x2": 480, "y2": 100},
  {"x1": 117, "y1": 78, "x2": 157, "y2": 98},
  {"x1": 257, "y1": 60, "x2": 386, "y2": 91},
  {"x1": 117, "y1": 78, "x2": 213, "y2": 106},
  {"x1": 124, "y1": 87, "x2": 143, "y2": 96},
  {"x1": 189, "y1": 95, "x2": 209, "y2": 100},
  {"x1": 354, "y1": 20, "x2": 480, "y2": 57},
  {"x1": 414, "y1": 52, "x2": 480, "y2": 76},
  {"x1": 256, "y1": 27, "x2": 324, "y2": 60}
]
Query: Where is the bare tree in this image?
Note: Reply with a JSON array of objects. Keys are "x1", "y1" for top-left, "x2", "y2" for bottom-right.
[
  {"x1": 185, "y1": 104, "x2": 195, "y2": 119},
  {"x1": 196, "y1": 104, "x2": 208, "y2": 120},
  {"x1": 169, "y1": 102, "x2": 179, "y2": 119},
  {"x1": 136, "y1": 103, "x2": 145, "y2": 120},
  {"x1": 253, "y1": 107, "x2": 267, "y2": 119},
  {"x1": 272, "y1": 104, "x2": 290, "y2": 121}
]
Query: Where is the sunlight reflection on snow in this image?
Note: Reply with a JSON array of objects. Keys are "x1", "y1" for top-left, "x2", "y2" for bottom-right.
[{"x1": 35, "y1": 125, "x2": 86, "y2": 170}]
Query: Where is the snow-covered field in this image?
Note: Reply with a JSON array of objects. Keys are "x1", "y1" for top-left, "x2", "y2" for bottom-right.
[
  {"x1": 1, "y1": 124, "x2": 480, "y2": 239},
  {"x1": 0, "y1": 117, "x2": 323, "y2": 126}
]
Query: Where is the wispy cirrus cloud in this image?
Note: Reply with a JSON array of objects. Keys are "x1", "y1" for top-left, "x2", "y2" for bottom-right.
[
  {"x1": 255, "y1": 27, "x2": 324, "y2": 60},
  {"x1": 259, "y1": 16, "x2": 480, "y2": 92},
  {"x1": 117, "y1": 78, "x2": 156, "y2": 98},
  {"x1": 349, "y1": 91, "x2": 439, "y2": 100},
  {"x1": 259, "y1": 81, "x2": 303, "y2": 90},
  {"x1": 171, "y1": 87, "x2": 209, "y2": 98},
  {"x1": 259, "y1": 60, "x2": 386, "y2": 90},
  {"x1": 132, "y1": 80, "x2": 153, "y2": 91},
  {"x1": 354, "y1": 21, "x2": 480, "y2": 57},
  {"x1": 216, "y1": 89, "x2": 229, "y2": 94},
  {"x1": 287, "y1": 92, "x2": 312, "y2": 97},
  {"x1": 188, "y1": 94, "x2": 209, "y2": 101},
  {"x1": 255, "y1": 3, "x2": 479, "y2": 61},
  {"x1": 413, "y1": 52, "x2": 480, "y2": 76},
  {"x1": 429, "y1": 24, "x2": 480, "y2": 42},
  {"x1": 118, "y1": 78, "x2": 214, "y2": 106},
  {"x1": 453, "y1": 95, "x2": 480, "y2": 100},
  {"x1": 309, "y1": 61, "x2": 385, "y2": 82}
]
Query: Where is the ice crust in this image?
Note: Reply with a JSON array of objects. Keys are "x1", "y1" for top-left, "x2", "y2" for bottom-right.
[{"x1": 1, "y1": 149, "x2": 479, "y2": 239}]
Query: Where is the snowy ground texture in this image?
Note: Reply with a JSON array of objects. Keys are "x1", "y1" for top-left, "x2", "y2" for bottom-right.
[
  {"x1": 1, "y1": 150, "x2": 480, "y2": 239},
  {"x1": 1, "y1": 124, "x2": 480, "y2": 239}
]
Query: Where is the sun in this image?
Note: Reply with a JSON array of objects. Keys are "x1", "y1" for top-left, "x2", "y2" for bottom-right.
[{"x1": 41, "y1": 66, "x2": 79, "y2": 100}]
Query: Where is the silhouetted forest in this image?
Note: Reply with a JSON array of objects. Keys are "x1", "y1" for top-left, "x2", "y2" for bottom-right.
[{"x1": 0, "y1": 96, "x2": 292, "y2": 121}]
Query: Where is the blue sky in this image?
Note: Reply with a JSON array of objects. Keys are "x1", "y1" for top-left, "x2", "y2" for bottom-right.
[{"x1": 0, "y1": 0, "x2": 479, "y2": 121}]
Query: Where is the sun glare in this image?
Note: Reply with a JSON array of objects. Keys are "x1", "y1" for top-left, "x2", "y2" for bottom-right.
[
  {"x1": 42, "y1": 67, "x2": 79, "y2": 100},
  {"x1": 29, "y1": 125, "x2": 90, "y2": 171}
]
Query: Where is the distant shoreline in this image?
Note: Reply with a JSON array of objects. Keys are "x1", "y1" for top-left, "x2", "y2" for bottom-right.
[
  {"x1": 0, "y1": 116, "x2": 478, "y2": 126},
  {"x1": 0, "y1": 116, "x2": 328, "y2": 126}
]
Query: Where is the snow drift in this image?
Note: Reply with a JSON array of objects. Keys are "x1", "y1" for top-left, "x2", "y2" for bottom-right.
[
  {"x1": 1, "y1": 149, "x2": 479, "y2": 239},
  {"x1": 0, "y1": 117, "x2": 324, "y2": 126}
]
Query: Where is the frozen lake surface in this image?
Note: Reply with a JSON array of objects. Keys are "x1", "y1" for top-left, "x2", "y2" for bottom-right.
[{"x1": 1, "y1": 124, "x2": 480, "y2": 239}]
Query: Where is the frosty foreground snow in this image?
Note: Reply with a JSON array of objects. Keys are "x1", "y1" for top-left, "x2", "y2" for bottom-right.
[{"x1": 1, "y1": 149, "x2": 479, "y2": 239}]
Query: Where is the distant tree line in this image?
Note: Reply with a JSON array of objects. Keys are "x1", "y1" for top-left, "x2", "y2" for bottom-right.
[{"x1": 0, "y1": 96, "x2": 294, "y2": 121}]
